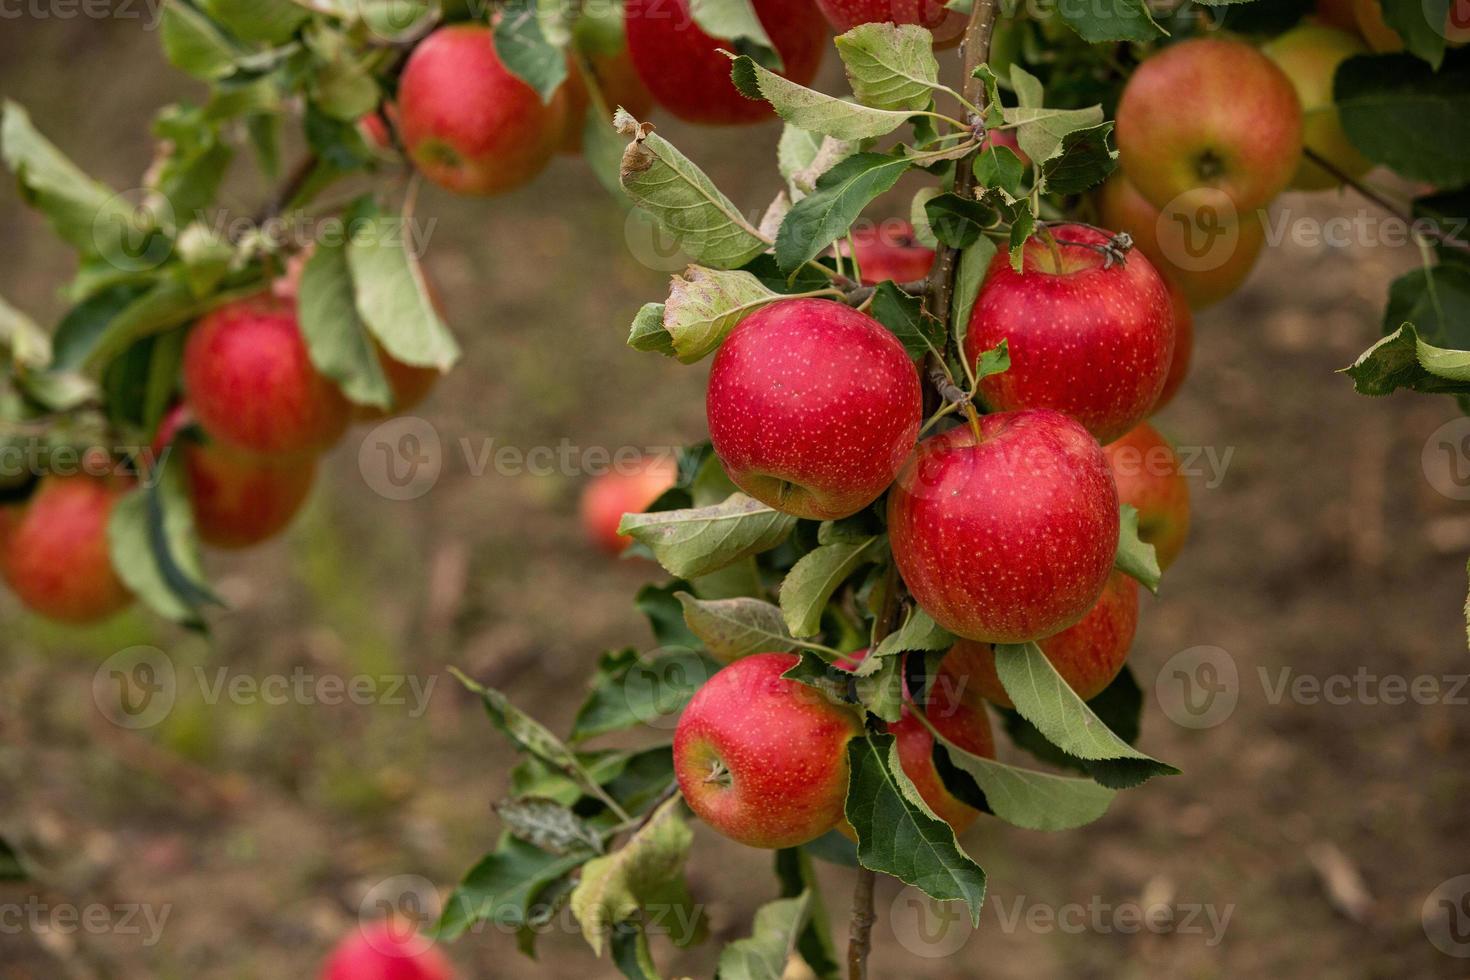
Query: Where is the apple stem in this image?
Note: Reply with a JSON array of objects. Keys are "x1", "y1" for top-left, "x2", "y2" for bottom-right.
[
  {"x1": 704, "y1": 759, "x2": 732, "y2": 787},
  {"x1": 1303, "y1": 147, "x2": 1470, "y2": 255}
]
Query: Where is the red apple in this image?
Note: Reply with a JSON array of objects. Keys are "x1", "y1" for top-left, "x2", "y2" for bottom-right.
[
  {"x1": 1103, "y1": 422, "x2": 1191, "y2": 570},
  {"x1": 183, "y1": 293, "x2": 350, "y2": 456},
  {"x1": 624, "y1": 0, "x2": 829, "y2": 126},
  {"x1": 154, "y1": 406, "x2": 317, "y2": 551},
  {"x1": 1314, "y1": 0, "x2": 1360, "y2": 32},
  {"x1": 396, "y1": 25, "x2": 567, "y2": 196},
  {"x1": 1116, "y1": 38, "x2": 1303, "y2": 214},
  {"x1": 836, "y1": 650, "x2": 995, "y2": 833},
  {"x1": 888, "y1": 410, "x2": 1120, "y2": 643},
  {"x1": 320, "y1": 921, "x2": 455, "y2": 980},
  {"x1": 579, "y1": 455, "x2": 680, "y2": 553},
  {"x1": 706, "y1": 298, "x2": 922, "y2": 520},
  {"x1": 942, "y1": 571, "x2": 1139, "y2": 709},
  {"x1": 839, "y1": 219, "x2": 936, "y2": 285},
  {"x1": 0, "y1": 473, "x2": 133, "y2": 624},
  {"x1": 1263, "y1": 24, "x2": 1373, "y2": 191},
  {"x1": 675, "y1": 652, "x2": 863, "y2": 848},
  {"x1": 1154, "y1": 277, "x2": 1193, "y2": 412},
  {"x1": 357, "y1": 106, "x2": 398, "y2": 153},
  {"x1": 1096, "y1": 172, "x2": 1265, "y2": 310},
  {"x1": 964, "y1": 223, "x2": 1175, "y2": 444},
  {"x1": 814, "y1": 0, "x2": 966, "y2": 41}
]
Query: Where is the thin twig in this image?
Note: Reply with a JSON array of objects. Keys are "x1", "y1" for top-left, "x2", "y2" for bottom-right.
[{"x1": 1303, "y1": 147, "x2": 1469, "y2": 254}]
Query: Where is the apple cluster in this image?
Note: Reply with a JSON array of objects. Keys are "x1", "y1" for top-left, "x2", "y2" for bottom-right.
[{"x1": 0, "y1": 286, "x2": 441, "y2": 626}]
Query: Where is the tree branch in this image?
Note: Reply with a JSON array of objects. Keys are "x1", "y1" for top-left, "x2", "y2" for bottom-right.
[{"x1": 1303, "y1": 147, "x2": 1469, "y2": 254}]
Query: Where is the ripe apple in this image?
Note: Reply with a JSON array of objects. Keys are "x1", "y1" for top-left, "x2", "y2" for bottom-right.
[
  {"x1": 320, "y1": 922, "x2": 455, "y2": 980},
  {"x1": 624, "y1": 0, "x2": 828, "y2": 126},
  {"x1": 154, "y1": 406, "x2": 317, "y2": 550},
  {"x1": 839, "y1": 219, "x2": 935, "y2": 285},
  {"x1": 1154, "y1": 277, "x2": 1193, "y2": 412},
  {"x1": 814, "y1": 0, "x2": 966, "y2": 39},
  {"x1": 964, "y1": 223, "x2": 1175, "y2": 444},
  {"x1": 0, "y1": 473, "x2": 133, "y2": 624},
  {"x1": 183, "y1": 293, "x2": 350, "y2": 456},
  {"x1": 942, "y1": 571, "x2": 1139, "y2": 709},
  {"x1": 836, "y1": 649, "x2": 995, "y2": 833},
  {"x1": 580, "y1": 455, "x2": 680, "y2": 553},
  {"x1": 1116, "y1": 38, "x2": 1303, "y2": 214},
  {"x1": 1264, "y1": 25, "x2": 1373, "y2": 190},
  {"x1": 396, "y1": 25, "x2": 567, "y2": 196},
  {"x1": 357, "y1": 105, "x2": 398, "y2": 154},
  {"x1": 675, "y1": 652, "x2": 863, "y2": 849},
  {"x1": 1103, "y1": 422, "x2": 1191, "y2": 570},
  {"x1": 706, "y1": 299, "x2": 922, "y2": 520},
  {"x1": 888, "y1": 409, "x2": 1121, "y2": 643},
  {"x1": 1095, "y1": 172, "x2": 1265, "y2": 309}
]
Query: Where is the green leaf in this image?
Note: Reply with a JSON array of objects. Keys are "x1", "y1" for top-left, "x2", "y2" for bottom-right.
[
  {"x1": 1054, "y1": 0, "x2": 1166, "y2": 42},
  {"x1": 495, "y1": 798, "x2": 605, "y2": 856},
  {"x1": 844, "y1": 733, "x2": 987, "y2": 924},
  {"x1": 150, "y1": 105, "x2": 233, "y2": 221},
  {"x1": 663, "y1": 266, "x2": 781, "y2": 363},
  {"x1": 993, "y1": 642, "x2": 1178, "y2": 789},
  {"x1": 1381, "y1": 0, "x2": 1448, "y2": 68},
  {"x1": 973, "y1": 144, "x2": 1025, "y2": 198},
  {"x1": 436, "y1": 834, "x2": 588, "y2": 941},
  {"x1": 1384, "y1": 263, "x2": 1470, "y2": 350},
  {"x1": 676, "y1": 593, "x2": 795, "y2": 661},
  {"x1": 1038, "y1": 122, "x2": 1117, "y2": 195},
  {"x1": 916, "y1": 711, "x2": 1115, "y2": 831},
  {"x1": 611, "y1": 924, "x2": 663, "y2": 979},
  {"x1": 1336, "y1": 51, "x2": 1470, "y2": 187},
  {"x1": 347, "y1": 209, "x2": 460, "y2": 371},
  {"x1": 1, "y1": 101, "x2": 134, "y2": 254},
  {"x1": 869, "y1": 606, "x2": 953, "y2": 665},
  {"x1": 571, "y1": 797, "x2": 695, "y2": 956},
  {"x1": 619, "y1": 494, "x2": 798, "y2": 579},
  {"x1": 1343, "y1": 322, "x2": 1470, "y2": 397},
  {"x1": 951, "y1": 237, "x2": 996, "y2": 348},
  {"x1": 0, "y1": 292, "x2": 51, "y2": 369},
  {"x1": 1114, "y1": 504, "x2": 1161, "y2": 593},
  {"x1": 690, "y1": 0, "x2": 781, "y2": 67},
  {"x1": 871, "y1": 281, "x2": 942, "y2": 359},
  {"x1": 617, "y1": 112, "x2": 769, "y2": 269},
  {"x1": 570, "y1": 648, "x2": 720, "y2": 742},
  {"x1": 108, "y1": 463, "x2": 219, "y2": 627},
  {"x1": 495, "y1": 0, "x2": 570, "y2": 103},
  {"x1": 307, "y1": 25, "x2": 382, "y2": 121},
  {"x1": 198, "y1": 0, "x2": 308, "y2": 44},
  {"x1": 775, "y1": 152, "x2": 913, "y2": 273},
  {"x1": 161, "y1": 3, "x2": 240, "y2": 80},
  {"x1": 924, "y1": 192, "x2": 997, "y2": 249},
  {"x1": 299, "y1": 236, "x2": 394, "y2": 408},
  {"x1": 175, "y1": 224, "x2": 233, "y2": 298},
  {"x1": 780, "y1": 537, "x2": 880, "y2": 637},
  {"x1": 971, "y1": 338, "x2": 1010, "y2": 381},
  {"x1": 627, "y1": 302, "x2": 676, "y2": 357},
  {"x1": 636, "y1": 581, "x2": 703, "y2": 647},
  {"x1": 729, "y1": 55, "x2": 922, "y2": 141},
  {"x1": 774, "y1": 850, "x2": 841, "y2": 979},
  {"x1": 455, "y1": 669, "x2": 634, "y2": 807},
  {"x1": 0, "y1": 837, "x2": 27, "y2": 882},
  {"x1": 834, "y1": 23, "x2": 941, "y2": 112},
  {"x1": 777, "y1": 126, "x2": 859, "y2": 201},
  {"x1": 718, "y1": 891, "x2": 812, "y2": 980},
  {"x1": 77, "y1": 277, "x2": 253, "y2": 374}
]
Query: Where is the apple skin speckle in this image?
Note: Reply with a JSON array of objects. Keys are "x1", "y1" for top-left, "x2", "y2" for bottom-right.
[
  {"x1": 888, "y1": 409, "x2": 1121, "y2": 644},
  {"x1": 707, "y1": 298, "x2": 923, "y2": 521},
  {"x1": 965, "y1": 224, "x2": 1175, "y2": 445}
]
